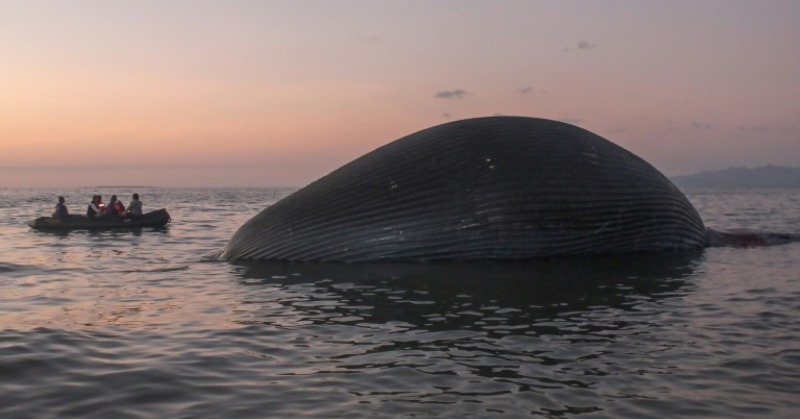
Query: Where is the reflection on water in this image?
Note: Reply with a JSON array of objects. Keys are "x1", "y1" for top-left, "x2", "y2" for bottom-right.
[
  {"x1": 2, "y1": 187, "x2": 799, "y2": 418},
  {"x1": 232, "y1": 252, "x2": 701, "y2": 335},
  {"x1": 192, "y1": 252, "x2": 714, "y2": 417}
]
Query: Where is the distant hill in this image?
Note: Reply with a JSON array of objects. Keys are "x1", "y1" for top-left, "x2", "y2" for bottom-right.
[{"x1": 670, "y1": 165, "x2": 800, "y2": 188}]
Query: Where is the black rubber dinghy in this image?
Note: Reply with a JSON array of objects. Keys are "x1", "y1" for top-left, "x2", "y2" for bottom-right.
[{"x1": 28, "y1": 209, "x2": 171, "y2": 231}]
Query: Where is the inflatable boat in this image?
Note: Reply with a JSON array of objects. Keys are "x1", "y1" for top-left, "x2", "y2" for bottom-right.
[{"x1": 28, "y1": 209, "x2": 171, "y2": 231}]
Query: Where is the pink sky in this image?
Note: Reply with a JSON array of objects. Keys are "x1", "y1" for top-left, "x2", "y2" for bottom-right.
[{"x1": 2, "y1": 1, "x2": 799, "y2": 187}]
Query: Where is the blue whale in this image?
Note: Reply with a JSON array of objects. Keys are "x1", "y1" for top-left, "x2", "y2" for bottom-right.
[{"x1": 219, "y1": 116, "x2": 731, "y2": 262}]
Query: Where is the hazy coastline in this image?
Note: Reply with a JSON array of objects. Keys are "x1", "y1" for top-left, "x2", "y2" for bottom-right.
[{"x1": 671, "y1": 165, "x2": 800, "y2": 188}]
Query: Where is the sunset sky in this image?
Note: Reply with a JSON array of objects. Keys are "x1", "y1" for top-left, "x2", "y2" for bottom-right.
[{"x1": 2, "y1": 0, "x2": 799, "y2": 187}]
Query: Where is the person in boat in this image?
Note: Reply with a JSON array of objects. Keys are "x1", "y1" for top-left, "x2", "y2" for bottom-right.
[
  {"x1": 87, "y1": 195, "x2": 104, "y2": 219},
  {"x1": 126, "y1": 193, "x2": 143, "y2": 218},
  {"x1": 53, "y1": 196, "x2": 69, "y2": 220},
  {"x1": 97, "y1": 195, "x2": 107, "y2": 216},
  {"x1": 107, "y1": 195, "x2": 126, "y2": 217}
]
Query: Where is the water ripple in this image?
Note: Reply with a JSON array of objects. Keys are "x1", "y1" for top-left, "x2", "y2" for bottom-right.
[{"x1": 1, "y1": 188, "x2": 799, "y2": 417}]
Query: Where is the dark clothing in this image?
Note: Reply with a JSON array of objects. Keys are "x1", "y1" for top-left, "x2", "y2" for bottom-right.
[
  {"x1": 87, "y1": 203, "x2": 100, "y2": 219},
  {"x1": 113, "y1": 201, "x2": 125, "y2": 215},
  {"x1": 53, "y1": 203, "x2": 69, "y2": 220},
  {"x1": 108, "y1": 200, "x2": 125, "y2": 216}
]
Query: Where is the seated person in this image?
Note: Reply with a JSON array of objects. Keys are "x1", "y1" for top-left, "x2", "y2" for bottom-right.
[
  {"x1": 86, "y1": 195, "x2": 103, "y2": 219},
  {"x1": 107, "y1": 195, "x2": 126, "y2": 216},
  {"x1": 53, "y1": 196, "x2": 69, "y2": 220},
  {"x1": 126, "y1": 193, "x2": 143, "y2": 217}
]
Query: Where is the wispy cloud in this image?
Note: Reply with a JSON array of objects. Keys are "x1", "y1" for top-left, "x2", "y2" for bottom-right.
[
  {"x1": 690, "y1": 121, "x2": 714, "y2": 130},
  {"x1": 518, "y1": 86, "x2": 547, "y2": 95},
  {"x1": 564, "y1": 41, "x2": 597, "y2": 52},
  {"x1": 435, "y1": 89, "x2": 468, "y2": 99}
]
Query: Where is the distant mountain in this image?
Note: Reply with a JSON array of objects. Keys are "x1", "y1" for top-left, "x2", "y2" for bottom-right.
[{"x1": 670, "y1": 165, "x2": 800, "y2": 188}]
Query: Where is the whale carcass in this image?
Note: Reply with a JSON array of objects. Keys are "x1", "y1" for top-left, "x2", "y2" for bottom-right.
[{"x1": 220, "y1": 116, "x2": 709, "y2": 262}]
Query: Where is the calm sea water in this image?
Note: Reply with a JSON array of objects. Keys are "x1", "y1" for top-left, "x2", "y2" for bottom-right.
[{"x1": 1, "y1": 187, "x2": 799, "y2": 418}]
